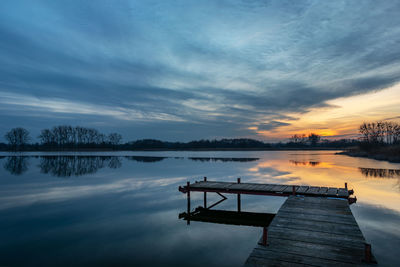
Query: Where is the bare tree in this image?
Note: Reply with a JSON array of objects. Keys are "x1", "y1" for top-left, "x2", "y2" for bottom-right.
[
  {"x1": 108, "y1": 133, "x2": 122, "y2": 146},
  {"x1": 308, "y1": 133, "x2": 321, "y2": 146},
  {"x1": 359, "y1": 121, "x2": 400, "y2": 145},
  {"x1": 5, "y1": 127, "x2": 30, "y2": 150}
]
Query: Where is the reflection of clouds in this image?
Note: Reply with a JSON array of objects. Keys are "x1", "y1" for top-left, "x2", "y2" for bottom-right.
[
  {"x1": 351, "y1": 203, "x2": 400, "y2": 265},
  {"x1": 0, "y1": 176, "x2": 187, "y2": 210}
]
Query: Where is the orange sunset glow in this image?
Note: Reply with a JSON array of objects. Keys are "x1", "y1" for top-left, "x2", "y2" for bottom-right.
[{"x1": 249, "y1": 83, "x2": 400, "y2": 141}]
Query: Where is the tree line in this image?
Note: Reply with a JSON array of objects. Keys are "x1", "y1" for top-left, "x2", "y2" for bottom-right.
[
  {"x1": 288, "y1": 133, "x2": 321, "y2": 146},
  {"x1": 3, "y1": 126, "x2": 122, "y2": 150},
  {"x1": 5, "y1": 123, "x2": 394, "y2": 151},
  {"x1": 38, "y1": 126, "x2": 122, "y2": 147},
  {"x1": 359, "y1": 121, "x2": 400, "y2": 145}
]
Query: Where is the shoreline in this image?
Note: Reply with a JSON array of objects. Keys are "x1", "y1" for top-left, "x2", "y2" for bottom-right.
[
  {"x1": 0, "y1": 147, "x2": 344, "y2": 152},
  {"x1": 338, "y1": 150, "x2": 400, "y2": 163}
]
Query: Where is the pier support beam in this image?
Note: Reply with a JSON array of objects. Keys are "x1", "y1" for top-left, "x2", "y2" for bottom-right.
[
  {"x1": 187, "y1": 181, "x2": 190, "y2": 225},
  {"x1": 365, "y1": 243, "x2": 371, "y2": 263},
  {"x1": 203, "y1": 177, "x2": 207, "y2": 208},
  {"x1": 262, "y1": 227, "x2": 268, "y2": 246},
  {"x1": 237, "y1": 178, "x2": 241, "y2": 212}
]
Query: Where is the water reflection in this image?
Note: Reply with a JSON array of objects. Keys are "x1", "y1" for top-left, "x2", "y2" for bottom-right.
[
  {"x1": 3, "y1": 156, "x2": 29, "y2": 175},
  {"x1": 39, "y1": 156, "x2": 121, "y2": 177},
  {"x1": 0, "y1": 151, "x2": 399, "y2": 266},
  {"x1": 289, "y1": 160, "x2": 320, "y2": 166},
  {"x1": 179, "y1": 207, "x2": 275, "y2": 227},
  {"x1": 189, "y1": 157, "x2": 259, "y2": 162},
  {"x1": 359, "y1": 167, "x2": 400, "y2": 178},
  {"x1": 2, "y1": 156, "x2": 260, "y2": 176},
  {"x1": 125, "y1": 156, "x2": 166, "y2": 162}
]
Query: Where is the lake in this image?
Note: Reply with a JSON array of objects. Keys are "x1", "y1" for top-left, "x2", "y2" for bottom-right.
[{"x1": 0, "y1": 151, "x2": 399, "y2": 266}]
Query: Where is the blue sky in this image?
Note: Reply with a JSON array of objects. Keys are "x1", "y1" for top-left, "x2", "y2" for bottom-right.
[{"x1": 1, "y1": 0, "x2": 400, "y2": 142}]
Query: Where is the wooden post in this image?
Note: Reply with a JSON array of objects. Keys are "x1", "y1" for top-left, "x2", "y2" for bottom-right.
[
  {"x1": 187, "y1": 181, "x2": 190, "y2": 225},
  {"x1": 292, "y1": 185, "x2": 296, "y2": 196},
  {"x1": 237, "y1": 178, "x2": 241, "y2": 212},
  {"x1": 365, "y1": 243, "x2": 371, "y2": 263},
  {"x1": 204, "y1": 177, "x2": 207, "y2": 208},
  {"x1": 262, "y1": 227, "x2": 268, "y2": 246}
]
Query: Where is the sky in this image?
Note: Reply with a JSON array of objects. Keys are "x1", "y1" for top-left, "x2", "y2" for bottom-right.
[{"x1": 1, "y1": 0, "x2": 400, "y2": 142}]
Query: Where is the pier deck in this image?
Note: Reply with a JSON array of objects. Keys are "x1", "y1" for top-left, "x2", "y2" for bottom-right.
[
  {"x1": 245, "y1": 196, "x2": 376, "y2": 266},
  {"x1": 179, "y1": 180, "x2": 352, "y2": 199}
]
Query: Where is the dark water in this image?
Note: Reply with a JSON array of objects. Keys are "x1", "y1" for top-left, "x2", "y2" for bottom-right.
[{"x1": 0, "y1": 151, "x2": 399, "y2": 266}]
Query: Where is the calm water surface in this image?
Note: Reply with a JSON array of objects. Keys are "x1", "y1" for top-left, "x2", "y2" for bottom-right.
[{"x1": 0, "y1": 151, "x2": 399, "y2": 266}]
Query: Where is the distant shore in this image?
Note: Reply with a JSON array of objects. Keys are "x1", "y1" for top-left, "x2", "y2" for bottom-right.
[
  {"x1": 0, "y1": 147, "x2": 344, "y2": 152},
  {"x1": 338, "y1": 146, "x2": 400, "y2": 163}
]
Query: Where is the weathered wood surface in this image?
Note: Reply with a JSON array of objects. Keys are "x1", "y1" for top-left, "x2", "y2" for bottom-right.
[
  {"x1": 182, "y1": 181, "x2": 350, "y2": 198},
  {"x1": 245, "y1": 196, "x2": 376, "y2": 266}
]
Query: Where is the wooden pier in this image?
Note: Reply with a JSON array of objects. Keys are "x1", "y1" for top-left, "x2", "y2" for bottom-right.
[
  {"x1": 178, "y1": 179, "x2": 354, "y2": 199},
  {"x1": 178, "y1": 178, "x2": 375, "y2": 266},
  {"x1": 245, "y1": 196, "x2": 376, "y2": 266}
]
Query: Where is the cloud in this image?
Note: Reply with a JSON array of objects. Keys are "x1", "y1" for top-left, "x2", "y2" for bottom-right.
[
  {"x1": 0, "y1": 0, "x2": 400, "y2": 140},
  {"x1": 256, "y1": 121, "x2": 291, "y2": 131},
  {"x1": 0, "y1": 92, "x2": 184, "y2": 122}
]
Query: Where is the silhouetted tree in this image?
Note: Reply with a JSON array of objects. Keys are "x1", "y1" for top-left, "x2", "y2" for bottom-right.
[
  {"x1": 308, "y1": 133, "x2": 321, "y2": 146},
  {"x1": 108, "y1": 133, "x2": 122, "y2": 146},
  {"x1": 5, "y1": 127, "x2": 30, "y2": 150},
  {"x1": 359, "y1": 121, "x2": 400, "y2": 145}
]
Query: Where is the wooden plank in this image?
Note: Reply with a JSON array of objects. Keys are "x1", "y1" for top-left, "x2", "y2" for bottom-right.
[
  {"x1": 277, "y1": 206, "x2": 353, "y2": 217},
  {"x1": 282, "y1": 201, "x2": 352, "y2": 211},
  {"x1": 305, "y1": 186, "x2": 321, "y2": 195},
  {"x1": 266, "y1": 227, "x2": 365, "y2": 249},
  {"x1": 338, "y1": 188, "x2": 349, "y2": 198},
  {"x1": 245, "y1": 256, "x2": 311, "y2": 267},
  {"x1": 256, "y1": 237, "x2": 365, "y2": 263},
  {"x1": 283, "y1": 185, "x2": 299, "y2": 193},
  {"x1": 269, "y1": 218, "x2": 364, "y2": 237},
  {"x1": 259, "y1": 184, "x2": 276, "y2": 191},
  {"x1": 275, "y1": 211, "x2": 358, "y2": 226},
  {"x1": 247, "y1": 184, "x2": 262, "y2": 191},
  {"x1": 248, "y1": 248, "x2": 361, "y2": 267},
  {"x1": 326, "y1": 187, "x2": 339, "y2": 196},
  {"x1": 270, "y1": 185, "x2": 287, "y2": 192},
  {"x1": 295, "y1": 186, "x2": 309, "y2": 193},
  {"x1": 317, "y1": 187, "x2": 329, "y2": 194},
  {"x1": 252, "y1": 184, "x2": 269, "y2": 191},
  {"x1": 281, "y1": 198, "x2": 351, "y2": 210}
]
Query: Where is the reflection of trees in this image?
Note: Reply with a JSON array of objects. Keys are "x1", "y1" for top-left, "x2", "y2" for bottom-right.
[
  {"x1": 188, "y1": 157, "x2": 259, "y2": 162},
  {"x1": 39, "y1": 156, "x2": 122, "y2": 177},
  {"x1": 359, "y1": 167, "x2": 400, "y2": 178},
  {"x1": 3, "y1": 156, "x2": 29, "y2": 175},
  {"x1": 124, "y1": 156, "x2": 166, "y2": 163},
  {"x1": 108, "y1": 157, "x2": 122, "y2": 168},
  {"x1": 289, "y1": 160, "x2": 320, "y2": 166}
]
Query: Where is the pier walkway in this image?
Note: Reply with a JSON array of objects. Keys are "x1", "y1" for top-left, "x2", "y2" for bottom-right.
[
  {"x1": 179, "y1": 179, "x2": 353, "y2": 199},
  {"x1": 178, "y1": 178, "x2": 375, "y2": 266},
  {"x1": 245, "y1": 196, "x2": 376, "y2": 266}
]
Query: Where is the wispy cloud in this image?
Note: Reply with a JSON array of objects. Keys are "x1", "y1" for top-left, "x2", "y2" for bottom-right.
[
  {"x1": 0, "y1": 92, "x2": 184, "y2": 122},
  {"x1": 0, "y1": 0, "x2": 400, "y2": 140}
]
